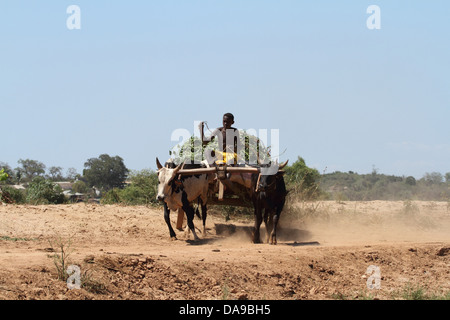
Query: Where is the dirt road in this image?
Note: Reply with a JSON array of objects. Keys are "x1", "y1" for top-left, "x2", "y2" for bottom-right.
[{"x1": 0, "y1": 201, "x2": 449, "y2": 300}]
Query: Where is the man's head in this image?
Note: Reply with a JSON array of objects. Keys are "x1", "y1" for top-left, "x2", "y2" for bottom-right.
[{"x1": 222, "y1": 113, "x2": 235, "y2": 129}]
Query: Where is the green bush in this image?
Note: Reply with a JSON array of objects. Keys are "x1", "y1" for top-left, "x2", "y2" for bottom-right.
[
  {"x1": 0, "y1": 168, "x2": 8, "y2": 182},
  {"x1": 101, "y1": 188, "x2": 121, "y2": 205},
  {"x1": 101, "y1": 169, "x2": 159, "y2": 206},
  {"x1": 72, "y1": 180, "x2": 88, "y2": 194},
  {"x1": 0, "y1": 186, "x2": 26, "y2": 204},
  {"x1": 26, "y1": 177, "x2": 66, "y2": 204},
  {"x1": 284, "y1": 157, "x2": 321, "y2": 199}
]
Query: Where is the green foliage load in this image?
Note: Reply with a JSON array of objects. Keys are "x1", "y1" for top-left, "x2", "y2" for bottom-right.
[
  {"x1": 171, "y1": 133, "x2": 271, "y2": 165},
  {"x1": 26, "y1": 177, "x2": 66, "y2": 204}
]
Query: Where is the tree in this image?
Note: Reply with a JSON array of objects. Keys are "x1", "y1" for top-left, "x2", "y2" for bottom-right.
[
  {"x1": 422, "y1": 172, "x2": 443, "y2": 185},
  {"x1": 47, "y1": 166, "x2": 63, "y2": 181},
  {"x1": 66, "y1": 168, "x2": 79, "y2": 181},
  {"x1": 16, "y1": 159, "x2": 46, "y2": 182},
  {"x1": 83, "y1": 154, "x2": 129, "y2": 191},
  {"x1": 405, "y1": 176, "x2": 416, "y2": 186},
  {"x1": 445, "y1": 172, "x2": 450, "y2": 184},
  {"x1": 284, "y1": 156, "x2": 321, "y2": 199}
]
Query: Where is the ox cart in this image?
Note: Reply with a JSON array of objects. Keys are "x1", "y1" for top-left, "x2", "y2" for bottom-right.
[{"x1": 172, "y1": 161, "x2": 287, "y2": 231}]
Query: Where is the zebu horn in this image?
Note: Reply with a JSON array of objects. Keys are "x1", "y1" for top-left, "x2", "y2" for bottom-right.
[
  {"x1": 173, "y1": 161, "x2": 184, "y2": 174},
  {"x1": 278, "y1": 160, "x2": 289, "y2": 170},
  {"x1": 156, "y1": 157, "x2": 163, "y2": 170}
]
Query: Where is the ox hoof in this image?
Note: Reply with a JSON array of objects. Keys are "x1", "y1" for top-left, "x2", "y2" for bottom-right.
[
  {"x1": 185, "y1": 234, "x2": 200, "y2": 241},
  {"x1": 170, "y1": 236, "x2": 177, "y2": 241}
]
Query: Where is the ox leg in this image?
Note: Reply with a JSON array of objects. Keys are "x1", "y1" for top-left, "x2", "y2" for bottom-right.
[
  {"x1": 263, "y1": 206, "x2": 274, "y2": 244},
  {"x1": 182, "y1": 196, "x2": 199, "y2": 241},
  {"x1": 270, "y1": 202, "x2": 284, "y2": 245},
  {"x1": 163, "y1": 203, "x2": 177, "y2": 240},
  {"x1": 184, "y1": 206, "x2": 199, "y2": 241},
  {"x1": 270, "y1": 213, "x2": 279, "y2": 245},
  {"x1": 252, "y1": 204, "x2": 263, "y2": 244},
  {"x1": 201, "y1": 202, "x2": 207, "y2": 237},
  {"x1": 184, "y1": 223, "x2": 191, "y2": 238}
]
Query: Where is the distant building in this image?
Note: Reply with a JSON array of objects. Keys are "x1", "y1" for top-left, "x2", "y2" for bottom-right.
[{"x1": 55, "y1": 182, "x2": 74, "y2": 191}]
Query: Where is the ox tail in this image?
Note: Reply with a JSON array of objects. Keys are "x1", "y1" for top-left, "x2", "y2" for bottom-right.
[{"x1": 195, "y1": 198, "x2": 201, "y2": 219}]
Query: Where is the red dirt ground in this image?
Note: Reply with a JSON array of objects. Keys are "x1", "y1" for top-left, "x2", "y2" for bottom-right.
[{"x1": 0, "y1": 200, "x2": 449, "y2": 300}]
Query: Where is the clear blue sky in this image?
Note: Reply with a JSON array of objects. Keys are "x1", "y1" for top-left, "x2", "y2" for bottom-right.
[{"x1": 1, "y1": 1, "x2": 449, "y2": 179}]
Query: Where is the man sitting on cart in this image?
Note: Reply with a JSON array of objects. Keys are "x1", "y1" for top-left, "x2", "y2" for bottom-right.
[
  {"x1": 199, "y1": 113, "x2": 255, "y2": 192},
  {"x1": 199, "y1": 113, "x2": 243, "y2": 167}
]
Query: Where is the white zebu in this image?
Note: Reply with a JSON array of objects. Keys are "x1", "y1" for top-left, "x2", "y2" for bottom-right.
[{"x1": 156, "y1": 158, "x2": 214, "y2": 240}]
